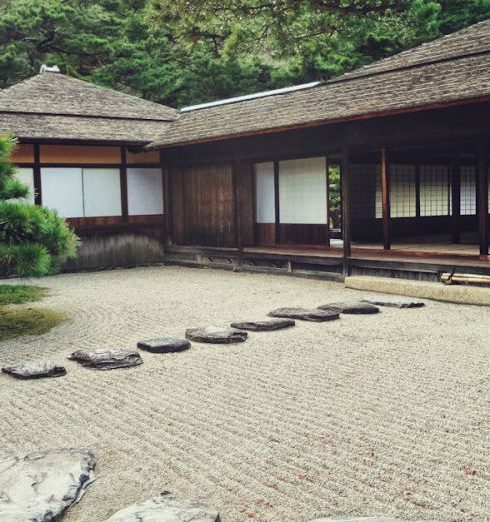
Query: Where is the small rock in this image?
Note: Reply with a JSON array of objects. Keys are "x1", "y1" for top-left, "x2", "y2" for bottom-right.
[
  {"x1": 362, "y1": 296, "x2": 425, "y2": 308},
  {"x1": 68, "y1": 349, "x2": 143, "y2": 370},
  {"x1": 137, "y1": 337, "x2": 191, "y2": 353},
  {"x1": 230, "y1": 319, "x2": 295, "y2": 331},
  {"x1": 104, "y1": 496, "x2": 220, "y2": 521},
  {"x1": 268, "y1": 307, "x2": 339, "y2": 322},
  {"x1": 2, "y1": 361, "x2": 66, "y2": 379},
  {"x1": 319, "y1": 302, "x2": 380, "y2": 315},
  {"x1": 185, "y1": 327, "x2": 247, "y2": 344},
  {"x1": 0, "y1": 448, "x2": 96, "y2": 521}
]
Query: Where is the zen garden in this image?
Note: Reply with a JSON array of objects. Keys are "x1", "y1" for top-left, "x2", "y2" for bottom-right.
[{"x1": 0, "y1": 1, "x2": 489, "y2": 521}]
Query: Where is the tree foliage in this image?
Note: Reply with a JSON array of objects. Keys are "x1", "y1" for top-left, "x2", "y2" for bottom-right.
[
  {"x1": 0, "y1": 135, "x2": 78, "y2": 277},
  {"x1": 0, "y1": 0, "x2": 489, "y2": 107}
]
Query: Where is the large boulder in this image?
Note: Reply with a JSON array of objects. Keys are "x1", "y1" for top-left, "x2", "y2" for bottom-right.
[
  {"x1": 230, "y1": 319, "x2": 295, "y2": 331},
  {"x1": 137, "y1": 337, "x2": 191, "y2": 353},
  {"x1": 0, "y1": 448, "x2": 96, "y2": 521},
  {"x1": 361, "y1": 296, "x2": 425, "y2": 309},
  {"x1": 186, "y1": 327, "x2": 247, "y2": 344},
  {"x1": 104, "y1": 496, "x2": 220, "y2": 521},
  {"x1": 2, "y1": 361, "x2": 66, "y2": 379},
  {"x1": 68, "y1": 349, "x2": 143, "y2": 370},
  {"x1": 268, "y1": 307, "x2": 340, "y2": 322},
  {"x1": 319, "y1": 302, "x2": 380, "y2": 315}
]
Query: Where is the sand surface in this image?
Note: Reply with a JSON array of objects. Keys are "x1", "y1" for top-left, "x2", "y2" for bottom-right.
[{"x1": 0, "y1": 266, "x2": 489, "y2": 521}]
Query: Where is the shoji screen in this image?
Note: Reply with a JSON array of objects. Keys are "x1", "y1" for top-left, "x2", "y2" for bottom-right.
[
  {"x1": 420, "y1": 165, "x2": 450, "y2": 216},
  {"x1": 82, "y1": 169, "x2": 122, "y2": 217},
  {"x1": 375, "y1": 164, "x2": 416, "y2": 218},
  {"x1": 255, "y1": 162, "x2": 275, "y2": 223},
  {"x1": 127, "y1": 168, "x2": 164, "y2": 215},
  {"x1": 41, "y1": 168, "x2": 84, "y2": 217},
  {"x1": 15, "y1": 168, "x2": 35, "y2": 204},
  {"x1": 460, "y1": 166, "x2": 476, "y2": 215},
  {"x1": 279, "y1": 157, "x2": 327, "y2": 224}
]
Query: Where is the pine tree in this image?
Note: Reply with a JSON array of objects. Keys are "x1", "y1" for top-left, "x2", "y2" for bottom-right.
[{"x1": 0, "y1": 134, "x2": 78, "y2": 277}]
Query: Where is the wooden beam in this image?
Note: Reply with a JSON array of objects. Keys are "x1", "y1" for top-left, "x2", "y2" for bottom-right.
[
  {"x1": 381, "y1": 148, "x2": 391, "y2": 250},
  {"x1": 325, "y1": 156, "x2": 331, "y2": 247},
  {"x1": 477, "y1": 146, "x2": 489, "y2": 257},
  {"x1": 341, "y1": 147, "x2": 351, "y2": 259},
  {"x1": 274, "y1": 160, "x2": 280, "y2": 244},
  {"x1": 33, "y1": 144, "x2": 42, "y2": 206},
  {"x1": 451, "y1": 154, "x2": 461, "y2": 244}
]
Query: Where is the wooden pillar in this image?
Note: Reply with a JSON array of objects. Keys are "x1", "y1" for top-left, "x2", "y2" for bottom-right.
[
  {"x1": 477, "y1": 146, "x2": 488, "y2": 257},
  {"x1": 33, "y1": 144, "x2": 42, "y2": 206},
  {"x1": 232, "y1": 160, "x2": 242, "y2": 251},
  {"x1": 415, "y1": 163, "x2": 421, "y2": 218},
  {"x1": 341, "y1": 147, "x2": 351, "y2": 260},
  {"x1": 381, "y1": 148, "x2": 391, "y2": 250},
  {"x1": 120, "y1": 146, "x2": 128, "y2": 222},
  {"x1": 451, "y1": 154, "x2": 461, "y2": 244},
  {"x1": 161, "y1": 151, "x2": 173, "y2": 245},
  {"x1": 325, "y1": 156, "x2": 331, "y2": 247},
  {"x1": 274, "y1": 160, "x2": 280, "y2": 244}
]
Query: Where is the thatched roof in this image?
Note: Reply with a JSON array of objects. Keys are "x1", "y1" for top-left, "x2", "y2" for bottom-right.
[
  {"x1": 149, "y1": 19, "x2": 490, "y2": 149},
  {"x1": 0, "y1": 71, "x2": 178, "y2": 144}
]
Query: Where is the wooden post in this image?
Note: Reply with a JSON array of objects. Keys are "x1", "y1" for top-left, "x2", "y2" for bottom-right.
[
  {"x1": 274, "y1": 160, "x2": 280, "y2": 244},
  {"x1": 477, "y1": 146, "x2": 488, "y2": 257},
  {"x1": 381, "y1": 148, "x2": 391, "y2": 250},
  {"x1": 415, "y1": 163, "x2": 421, "y2": 218},
  {"x1": 451, "y1": 154, "x2": 461, "y2": 244},
  {"x1": 120, "y1": 146, "x2": 128, "y2": 222},
  {"x1": 33, "y1": 144, "x2": 42, "y2": 206},
  {"x1": 341, "y1": 147, "x2": 351, "y2": 261},
  {"x1": 232, "y1": 160, "x2": 242, "y2": 251},
  {"x1": 325, "y1": 156, "x2": 331, "y2": 247}
]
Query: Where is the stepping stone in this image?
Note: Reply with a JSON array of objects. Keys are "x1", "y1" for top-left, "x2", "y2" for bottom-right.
[
  {"x1": 137, "y1": 337, "x2": 191, "y2": 353},
  {"x1": 0, "y1": 448, "x2": 96, "y2": 521},
  {"x1": 230, "y1": 319, "x2": 295, "y2": 331},
  {"x1": 185, "y1": 327, "x2": 247, "y2": 344},
  {"x1": 268, "y1": 307, "x2": 340, "y2": 322},
  {"x1": 362, "y1": 296, "x2": 425, "y2": 309},
  {"x1": 319, "y1": 302, "x2": 380, "y2": 315},
  {"x1": 104, "y1": 495, "x2": 220, "y2": 521},
  {"x1": 2, "y1": 361, "x2": 66, "y2": 379},
  {"x1": 68, "y1": 349, "x2": 143, "y2": 370}
]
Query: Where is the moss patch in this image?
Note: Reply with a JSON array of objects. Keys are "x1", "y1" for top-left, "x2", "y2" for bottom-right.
[
  {"x1": 0, "y1": 285, "x2": 47, "y2": 305},
  {"x1": 0, "y1": 307, "x2": 66, "y2": 342}
]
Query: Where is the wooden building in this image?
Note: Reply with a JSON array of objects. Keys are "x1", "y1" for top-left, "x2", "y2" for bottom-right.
[{"x1": 2, "y1": 21, "x2": 490, "y2": 280}]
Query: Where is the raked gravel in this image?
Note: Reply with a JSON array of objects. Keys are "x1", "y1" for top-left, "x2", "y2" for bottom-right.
[{"x1": 0, "y1": 266, "x2": 489, "y2": 522}]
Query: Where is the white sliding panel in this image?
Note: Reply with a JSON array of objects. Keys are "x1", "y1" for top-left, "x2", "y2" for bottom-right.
[
  {"x1": 420, "y1": 165, "x2": 450, "y2": 216},
  {"x1": 279, "y1": 157, "x2": 327, "y2": 224},
  {"x1": 41, "y1": 167, "x2": 84, "y2": 217},
  {"x1": 82, "y1": 168, "x2": 122, "y2": 217},
  {"x1": 127, "y1": 168, "x2": 164, "y2": 216},
  {"x1": 15, "y1": 168, "x2": 35, "y2": 204},
  {"x1": 255, "y1": 162, "x2": 275, "y2": 223}
]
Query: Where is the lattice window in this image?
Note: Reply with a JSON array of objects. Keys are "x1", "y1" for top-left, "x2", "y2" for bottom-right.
[
  {"x1": 374, "y1": 164, "x2": 416, "y2": 218},
  {"x1": 350, "y1": 164, "x2": 378, "y2": 219},
  {"x1": 419, "y1": 165, "x2": 450, "y2": 216},
  {"x1": 460, "y1": 166, "x2": 476, "y2": 215}
]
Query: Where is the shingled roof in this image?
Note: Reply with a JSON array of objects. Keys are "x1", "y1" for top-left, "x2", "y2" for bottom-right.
[
  {"x1": 0, "y1": 71, "x2": 178, "y2": 143},
  {"x1": 149, "y1": 19, "x2": 490, "y2": 149}
]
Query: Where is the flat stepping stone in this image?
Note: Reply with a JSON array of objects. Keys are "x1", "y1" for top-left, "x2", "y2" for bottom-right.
[
  {"x1": 0, "y1": 448, "x2": 96, "y2": 521},
  {"x1": 319, "y1": 302, "x2": 380, "y2": 315},
  {"x1": 268, "y1": 307, "x2": 339, "y2": 322},
  {"x1": 104, "y1": 495, "x2": 220, "y2": 521},
  {"x1": 68, "y1": 349, "x2": 143, "y2": 370},
  {"x1": 137, "y1": 337, "x2": 191, "y2": 353},
  {"x1": 185, "y1": 327, "x2": 247, "y2": 344},
  {"x1": 362, "y1": 296, "x2": 425, "y2": 308},
  {"x1": 230, "y1": 319, "x2": 295, "y2": 331},
  {"x1": 2, "y1": 361, "x2": 66, "y2": 379}
]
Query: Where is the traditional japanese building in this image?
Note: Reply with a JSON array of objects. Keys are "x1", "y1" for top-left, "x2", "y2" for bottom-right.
[{"x1": 2, "y1": 21, "x2": 490, "y2": 280}]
